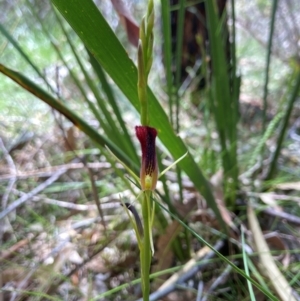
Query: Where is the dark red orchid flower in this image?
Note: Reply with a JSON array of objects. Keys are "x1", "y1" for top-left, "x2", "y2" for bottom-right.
[{"x1": 135, "y1": 125, "x2": 158, "y2": 191}]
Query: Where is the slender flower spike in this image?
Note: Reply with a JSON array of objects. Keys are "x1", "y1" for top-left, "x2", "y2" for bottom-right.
[{"x1": 135, "y1": 125, "x2": 158, "y2": 191}]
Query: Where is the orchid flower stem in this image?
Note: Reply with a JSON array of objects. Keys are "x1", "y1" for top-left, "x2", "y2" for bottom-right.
[
  {"x1": 140, "y1": 191, "x2": 152, "y2": 301},
  {"x1": 136, "y1": 1, "x2": 156, "y2": 298},
  {"x1": 138, "y1": 41, "x2": 149, "y2": 126},
  {"x1": 137, "y1": 0, "x2": 154, "y2": 126}
]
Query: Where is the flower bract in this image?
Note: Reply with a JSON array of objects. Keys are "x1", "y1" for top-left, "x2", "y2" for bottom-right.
[{"x1": 135, "y1": 125, "x2": 158, "y2": 191}]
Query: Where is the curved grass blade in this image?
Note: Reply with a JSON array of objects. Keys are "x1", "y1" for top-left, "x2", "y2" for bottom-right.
[
  {"x1": 205, "y1": 0, "x2": 239, "y2": 205},
  {"x1": 174, "y1": 0, "x2": 185, "y2": 132},
  {"x1": 105, "y1": 145, "x2": 140, "y2": 185},
  {"x1": 0, "y1": 63, "x2": 138, "y2": 174},
  {"x1": 266, "y1": 69, "x2": 300, "y2": 180},
  {"x1": 54, "y1": 12, "x2": 122, "y2": 144},
  {"x1": 262, "y1": 0, "x2": 278, "y2": 131},
  {"x1": 87, "y1": 49, "x2": 139, "y2": 163},
  {"x1": 160, "y1": 0, "x2": 173, "y2": 124},
  {"x1": 50, "y1": 0, "x2": 224, "y2": 229},
  {"x1": 24, "y1": 0, "x2": 104, "y2": 128},
  {"x1": 156, "y1": 200, "x2": 279, "y2": 301},
  {"x1": 241, "y1": 225, "x2": 256, "y2": 300},
  {"x1": 158, "y1": 152, "x2": 187, "y2": 178},
  {"x1": 0, "y1": 22, "x2": 54, "y2": 93}
]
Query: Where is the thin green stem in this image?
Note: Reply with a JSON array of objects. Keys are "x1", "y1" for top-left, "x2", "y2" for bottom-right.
[
  {"x1": 266, "y1": 68, "x2": 300, "y2": 180},
  {"x1": 230, "y1": 0, "x2": 239, "y2": 192},
  {"x1": 138, "y1": 41, "x2": 149, "y2": 126},
  {"x1": 160, "y1": 0, "x2": 173, "y2": 125},
  {"x1": 262, "y1": 0, "x2": 278, "y2": 132},
  {"x1": 205, "y1": 0, "x2": 238, "y2": 206},
  {"x1": 241, "y1": 226, "x2": 256, "y2": 300},
  {"x1": 174, "y1": 0, "x2": 185, "y2": 132},
  {"x1": 138, "y1": 0, "x2": 154, "y2": 126},
  {"x1": 230, "y1": 0, "x2": 236, "y2": 83},
  {"x1": 140, "y1": 191, "x2": 152, "y2": 301},
  {"x1": 87, "y1": 50, "x2": 139, "y2": 163}
]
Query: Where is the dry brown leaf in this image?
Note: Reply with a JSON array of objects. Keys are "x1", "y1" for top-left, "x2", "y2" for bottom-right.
[
  {"x1": 1, "y1": 267, "x2": 27, "y2": 283},
  {"x1": 259, "y1": 193, "x2": 282, "y2": 211},
  {"x1": 264, "y1": 232, "x2": 290, "y2": 268},
  {"x1": 71, "y1": 271, "x2": 80, "y2": 287},
  {"x1": 0, "y1": 234, "x2": 35, "y2": 263},
  {"x1": 110, "y1": 0, "x2": 139, "y2": 47},
  {"x1": 158, "y1": 245, "x2": 211, "y2": 292},
  {"x1": 210, "y1": 170, "x2": 237, "y2": 232},
  {"x1": 248, "y1": 205, "x2": 296, "y2": 301},
  {"x1": 275, "y1": 182, "x2": 300, "y2": 190},
  {"x1": 152, "y1": 221, "x2": 181, "y2": 288},
  {"x1": 65, "y1": 125, "x2": 78, "y2": 151}
]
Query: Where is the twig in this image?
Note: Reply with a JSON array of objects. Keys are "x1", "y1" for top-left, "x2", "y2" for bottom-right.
[
  {"x1": 0, "y1": 234, "x2": 36, "y2": 263},
  {"x1": 45, "y1": 231, "x2": 120, "y2": 296},
  {"x1": 8, "y1": 237, "x2": 72, "y2": 301},
  {"x1": 245, "y1": 192, "x2": 300, "y2": 225},
  {"x1": 0, "y1": 141, "x2": 16, "y2": 210},
  {"x1": 200, "y1": 264, "x2": 233, "y2": 301},
  {"x1": 35, "y1": 196, "x2": 99, "y2": 211},
  {"x1": 85, "y1": 160, "x2": 107, "y2": 232},
  {"x1": 253, "y1": 204, "x2": 300, "y2": 226},
  {"x1": 52, "y1": 110, "x2": 107, "y2": 232},
  {"x1": 0, "y1": 167, "x2": 67, "y2": 220},
  {"x1": 0, "y1": 161, "x2": 113, "y2": 181},
  {"x1": 13, "y1": 188, "x2": 130, "y2": 209},
  {"x1": 0, "y1": 137, "x2": 16, "y2": 175},
  {"x1": 247, "y1": 194, "x2": 300, "y2": 225},
  {"x1": 196, "y1": 280, "x2": 204, "y2": 301},
  {"x1": 136, "y1": 240, "x2": 224, "y2": 301},
  {"x1": 247, "y1": 191, "x2": 300, "y2": 203},
  {"x1": 288, "y1": 117, "x2": 300, "y2": 142},
  {"x1": 0, "y1": 137, "x2": 17, "y2": 241}
]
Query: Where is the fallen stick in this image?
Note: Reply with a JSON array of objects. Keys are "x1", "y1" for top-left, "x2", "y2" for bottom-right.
[
  {"x1": 0, "y1": 167, "x2": 67, "y2": 220},
  {"x1": 0, "y1": 234, "x2": 36, "y2": 262}
]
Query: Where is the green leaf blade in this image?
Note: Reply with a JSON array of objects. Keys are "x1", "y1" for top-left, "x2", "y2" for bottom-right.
[{"x1": 50, "y1": 0, "x2": 224, "y2": 227}]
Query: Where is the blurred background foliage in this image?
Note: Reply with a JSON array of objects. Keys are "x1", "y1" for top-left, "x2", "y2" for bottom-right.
[{"x1": 0, "y1": 0, "x2": 300, "y2": 300}]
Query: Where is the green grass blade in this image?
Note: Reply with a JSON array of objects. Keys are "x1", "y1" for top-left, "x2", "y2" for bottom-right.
[
  {"x1": 0, "y1": 63, "x2": 138, "y2": 174},
  {"x1": 86, "y1": 49, "x2": 139, "y2": 163},
  {"x1": 205, "y1": 0, "x2": 239, "y2": 204},
  {"x1": 0, "y1": 22, "x2": 53, "y2": 93},
  {"x1": 230, "y1": 0, "x2": 237, "y2": 83},
  {"x1": 266, "y1": 69, "x2": 300, "y2": 180},
  {"x1": 174, "y1": 0, "x2": 185, "y2": 132},
  {"x1": 53, "y1": 10, "x2": 122, "y2": 144},
  {"x1": 156, "y1": 200, "x2": 279, "y2": 301},
  {"x1": 105, "y1": 146, "x2": 140, "y2": 186},
  {"x1": 229, "y1": 0, "x2": 240, "y2": 184},
  {"x1": 246, "y1": 257, "x2": 272, "y2": 294},
  {"x1": 53, "y1": 6, "x2": 137, "y2": 160},
  {"x1": 248, "y1": 110, "x2": 284, "y2": 170},
  {"x1": 160, "y1": 0, "x2": 173, "y2": 124},
  {"x1": 241, "y1": 226, "x2": 256, "y2": 301},
  {"x1": 262, "y1": 0, "x2": 278, "y2": 132},
  {"x1": 205, "y1": 1, "x2": 231, "y2": 137},
  {"x1": 172, "y1": 1, "x2": 186, "y2": 209},
  {"x1": 50, "y1": 0, "x2": 224, "y2": 229},
  {"x1": 25, "y1": 0, "x2": 104, "y2": 127}
]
